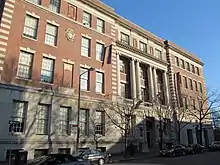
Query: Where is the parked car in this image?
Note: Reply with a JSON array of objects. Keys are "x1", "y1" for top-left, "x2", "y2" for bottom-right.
[
  {"x1": 76, "y1": 149, "x2": 111, "y2": 165},
  {"x1": 185, "y1": 144, "x2": 205, "y2": 154},
  {"x1": 208, "y1": 141, "x2": 220, "y2": 151},
  {"x1": 28, "y1": 154, "x2": 90, "y2": 165},
  {"x1": 160, "y1": 144, "x2": 186, "y2": 157}
]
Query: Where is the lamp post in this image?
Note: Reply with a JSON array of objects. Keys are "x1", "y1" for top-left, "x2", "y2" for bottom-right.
[{"x1": 76, "y1": 67, "x2": 95, "y2": 151}]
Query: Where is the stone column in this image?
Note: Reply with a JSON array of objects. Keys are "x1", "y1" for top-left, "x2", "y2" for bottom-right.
[
  {"x1": 153, "y1": 67, "x2": 158, "y2": 97},
  {"x1": 116, "y1": 53, "x2": 121, "y2": 96},
  {"x1": 147, "y1": 65, "x2": 154, "y2": 101},
  {"x1": 130, "y1": 58, "x2": 136, "y2": 99},
  {"x1": 136, "y1": 60, "x2": 141, "y2": 100},
  {"x1": 163, "y1": 71, "x2": 169, "y2": 105}
]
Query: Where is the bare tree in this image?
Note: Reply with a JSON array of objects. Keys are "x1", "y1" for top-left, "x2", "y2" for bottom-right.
[
  {"x1": 88, "y1": 110, "x2": 111, "y2": 149},
  {"x1": 186, "y1": 90, "x2": 220, "y2": 145},
  {"x1": 99, "y1": 97, "x2": 142, "y2": 153},
  {"x1": 148, "y1": 93, "x2": 173, "y2": 150}
]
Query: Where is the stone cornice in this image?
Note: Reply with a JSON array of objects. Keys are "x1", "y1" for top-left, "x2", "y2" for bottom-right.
[
  {"x1": 116, "y1": 41, "x2": 168, "y2": 66},
  {"x1": 164, "y1": 40, "x2": 204, "y2": 66}
]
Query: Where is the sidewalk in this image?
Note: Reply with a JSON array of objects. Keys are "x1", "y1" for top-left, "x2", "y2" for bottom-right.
[{"x1": 111, "y1": 152, "x2": 159, "y2": 163}]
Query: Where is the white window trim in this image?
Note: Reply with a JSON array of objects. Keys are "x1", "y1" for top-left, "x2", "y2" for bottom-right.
[
  {"x1": 26, "y1": 11, "x2": 40, "y2": 19},
  {"x1": 95, "y1": 68, "x2": 104, "y2": 73},
  {"x1": 81, "y1": 33, "x2": 91, "y2": 39},
  {"x1": 62, "y1": 59, "x2": 75, "y2": 65},
  {"x1": 46, "y1": 19, "x2": 59, "y2": 26},
  {"x1": 96, "y1": 40, "x2": 105, "y2": 45},
  {"x1": 42, "y1": 53, "x2": 56, "y2": 59},
  {"x1": 20, "y1": 46, "x2": 36, "y2": 53},
  {"x1": 80, "y1": 64, "x2": 92, "y2": 69}
]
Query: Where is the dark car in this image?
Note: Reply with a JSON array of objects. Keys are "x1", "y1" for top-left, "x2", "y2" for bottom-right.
[
  {"x1": 76, "y1": 149, "x2": 111, "y2": 165},
  {"x1": 28, "y1": 154, "x2": 90, "y2": 165},
  {"x1": 160, "y1": 144, "x2": 186, "y2": 157},
  {"x1": 208, "y1": 141, "x2": 220, "y2": 151},
  {"x1": 186, "y1": 144, "x2": 205, "y2": 154}
]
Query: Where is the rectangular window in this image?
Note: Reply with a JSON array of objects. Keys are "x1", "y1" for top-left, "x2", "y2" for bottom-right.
[
  {"x1": 45, "y1": 23, "x2": 58, "y2": 46},
  {"x1": 191, "y1": 64, "x2": 195, "y2": 73},
  {"x1": 139, "y1": 41, "x2": 147, "y2": 53},
  {"x1": 83, "y1": 11, "x2": 91, "y2": 27},
  {"x1": 175, "y1": 56, "x2": 179, "y2": 66},
  {"x1": 59, "y1": 107, "x2": 70, "y2": 135},
  {"x1": 196, "y1": 67, "x2": 200, "y2": 76},
  {"x1": 96, "y1": 72, "x2": 104, "y2": 93},
  {"x1": 9, "y1": 101, "x2": 27, "y2": 133},
  {"x1": 96, "y1": 43, "x2": 104, "y2": 61},
  {"x1": 81, "y1": 37, "x2": 90, "y2": 57},
  {"x1": 141, "y1": 88, "x2": 148, "y2": 102},
  {"x1": 17, "y1": 51, "x2": 33, "y2": 79},
  {"x1": 155, "y1": 49, "x2": 162, "y2": 59},
  {"x1": 29, "y1": 0, "x2": 41, "y2": 4},
  {"x1": 120, "y1": 58, "x2": 129, "y2": 74},
  {"x1": 95, "y1": 111, "x2": 105, "y2": 135},
  {"x1": 58, "y1": 148, "x2": 71, "y2": 155},
  {"x1": 133, "y1": 38, "x2": 138, "y2": 48},
  {"x1": 80, "y1": 68, "x2": 89, "y2": 91},
  {"x1": 23, "y1": 15, "x2": 38, "y2": 39},
  {"x1": 34, "y1": 149, "x2": 49, "y2": 158},
  {"x1": 186, "y1": 62, "x2": 190, "y2": 71},
  {"x1": 62, "y1": 63, "x2": 73, "y2": 88},
  {"x1": 79, "y1": 109, "x2": 89, "y2": 135},
  {"x1": 180, "y1": 59, "x2": 185, "y2": 69},
  {"x1": 199, "y1": 82, "x2": 203, "y2": 93},
  {"x1": 121, "y1": 32, "x2": 129, "y2": 45},
  {"x1": 150, "y1": 47, "x2": 154, "y2": 55},
  {"x1": 120, "y1": 82, "x2": 130, "y2": 98},
  {"x1": 67, "y1": 4, "x2": 77, "y2": 20},
  {"x1": 183, "y1": 76, "x2": 188, "y2": 88},
  {"x1": 36, "y1": 104, "x2": 49, "y2": 135},
  {"x1": 183, "y1": 97, "x2": 188, "y2": 109},
  {"x1": 97, "y1": 18, "x2": 105, "y2": 33},
  {"x1": 192, "y1": 99, "x2": 196, "y2": 110},
  {"x1": 49, "y1": 0, "x2": 60, "y2": 13},
  {"x1": 189, "y1": 79, "x2": 193, "y2": 90},
  {"x1": 194, "y1": 80, "x2": 198, "y2": 92},
  {"x1": 41, "y1": 57, "x2": 54, "y2": 83}
]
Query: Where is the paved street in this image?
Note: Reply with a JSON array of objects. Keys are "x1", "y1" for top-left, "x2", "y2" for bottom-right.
[{"x1": 111, "y1": 151, "x2": 220, "y2": 165}]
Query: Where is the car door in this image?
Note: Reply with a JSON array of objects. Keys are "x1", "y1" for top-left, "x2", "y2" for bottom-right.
[{"x1": 88, "y1": 150, "x2": 101, "y2": 163}]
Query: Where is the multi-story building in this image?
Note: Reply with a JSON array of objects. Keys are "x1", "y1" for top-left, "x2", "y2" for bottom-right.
[{"x1": 0, "y1": 0, "x2": 214, "y2": 161}]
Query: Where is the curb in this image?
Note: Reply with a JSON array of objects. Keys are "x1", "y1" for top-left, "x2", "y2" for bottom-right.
[{"x1": 111, "y1": 154, "x2": 158, "y2": 163}]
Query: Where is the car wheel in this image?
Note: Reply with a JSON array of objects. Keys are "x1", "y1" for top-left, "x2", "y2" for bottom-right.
[
  {"x1": 192, "y1": 150, "x2": 195, "y2": 155},
  {"x1": 98, "y1": 158, "x2": 105, "y2": 165},
  {"x1": 172, "y1": 152, "x2": 176, "y2": 157},
  {"x1": 182, "y1": 151, "x2": 186, "y2": 156}
]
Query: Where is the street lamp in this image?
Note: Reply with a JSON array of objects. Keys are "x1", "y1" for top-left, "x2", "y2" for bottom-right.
[{"x1": 76, "y1": 67, "x2": 95, "y2": 151}]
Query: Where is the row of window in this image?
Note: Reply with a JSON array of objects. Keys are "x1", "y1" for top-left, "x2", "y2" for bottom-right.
[
  {"x1": 120, "y1": 32, "x2": 163, "y2": 59},
  {"x1": 17, "y1": 50, "x2": 105, "y2": 93},
  {"x1": 23, "y1": 14, "x2": 106, "y2": 60},
  {"x1": 174, "y1": 56, "x2": 200, "y2": 76},
  {"x1": 182, "y1": 76, "x2": 203, "y2": 93},
  {"x1": 9, "y1": 101, "x2": 105, "y2": 136},
  {"x1": 28, "y1": 0, "x2": 105, "y2": 33}
]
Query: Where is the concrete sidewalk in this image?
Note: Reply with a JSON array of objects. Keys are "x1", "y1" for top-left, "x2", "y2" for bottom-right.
[{"x1": 111, "y1": 152, "x2": 159, "y2": 163}]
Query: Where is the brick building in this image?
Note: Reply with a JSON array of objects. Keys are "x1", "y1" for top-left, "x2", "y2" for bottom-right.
[{"x1": 0, "y1": 0, "x2": 214, "y2": 161}]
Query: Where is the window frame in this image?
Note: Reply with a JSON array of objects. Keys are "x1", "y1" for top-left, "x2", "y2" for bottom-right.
[
  {"x1": 189, "y1": 78, "x2": 193, "y2": 90},
  {"x1": 139, "y1": 41, "x2": 147, "y2": 53},
  {"x1": 83, "y1": 11, "x2": 91, "y2": 27},
  {"x1": 17, "y1": 51, "x2": 34, "y2": 79},
  {"x1": 49, "y1": 0, "x2": 60, "y2": 13},
  {"x1": 59, "y1": 107, "x2": 70, "y2": 135},
  {"x1": 29, "y1": 0, "x2": 41, "y2": 4},
  {"x1": 95, "y1": 110, "x2": 105, "y2": 136},
  {"x1": 96, "y1": 43, "x2": 105, "y2": 61},
  {"x1": 120, "y1": 32, "x2": 130, "y2": 45},
  {"x1": 180, "y1": 59, "x2": 185, "y2": 69},
  {"x1": 36, "y1": 104, "x2": 49, "y2": 135},
  {"x1": 67, "y1": 3, "x2": 77, "y2": 20},
  {"x1": 183, "y1": 76, "x2": 188, "y2": 88},
  {"x1": 40, "y1": 57, "x2": 55, "y2": 84},
  {"x1": 96, "y1": 71, "x2": 104, "y2": 93},
  {"x1": 80, "y1": 68, "x2": 90, "y2": 91},
  {"x1": 194, "y1": 80, "x2": 198, "y2": 92},
  {"x1": 45, "y1": 23, "x2": 58, "y2": 46},
  {"x1": 23, "y1": 14, "x2": 39, "y2": 39},
  {"x1": 155, "y1": 49, "x2": 162, "y2": 59},
  {"x1": 79, "y1": 109, "x2": 89, "y2": 136},
  {"x1": 175, "y1": 56, "x2": 179, "y2": 66},
  {"x1": 97, "y1": 18, "x2": 105, "y2": 33},
  {"x1": 81, "y1": 37, "x2": 91, "y2": 57},
  {"x1": 186, "y1": 62, "x2": 190, "y2": 71}
]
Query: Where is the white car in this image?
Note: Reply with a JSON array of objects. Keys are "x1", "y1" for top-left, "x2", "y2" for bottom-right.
[{"x1": 28, "y1": 154, "x2": 90, "y2": 165}]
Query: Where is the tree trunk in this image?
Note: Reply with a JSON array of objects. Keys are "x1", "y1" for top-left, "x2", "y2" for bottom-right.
[
  {"x1": 199, "y1": 121, "x2": 203, "y2": 145},
  {"x1": 159, "y1": 119, "x2": 163, "y2": 150},
  {"x1": 177, "y1": 122, "x2": 181, "y2": 144}
]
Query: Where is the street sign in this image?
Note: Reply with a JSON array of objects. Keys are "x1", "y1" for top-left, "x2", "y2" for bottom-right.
[{"x1": 8, "y1": 120, "x2": 20, "y2": 125}]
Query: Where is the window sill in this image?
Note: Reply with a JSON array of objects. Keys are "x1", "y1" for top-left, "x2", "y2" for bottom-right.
[
  {"x1": 22, "y1": 35, "x2": 37, "y2": 42},
  {"x1": 36, "y1": 133, "x2": 48, "y2": 135},
  {"x1": 44, "y1": 43, "x2": 58, "y2": 48},
  {"x1": 16, "y1": 77, "x2": 32, "y2": 82},
  {"x1": 96, "y1": 92, "x2": 105, "y2": 96},
  {"x1": 40, "y1": 81, "x2": 54, "y2": 86},
  {"x1": 81, "y1": 55, "x2": 91, "y2": 59},
  {"x1": 81, "y1": 90, "x2": 90, "y2": 93}
]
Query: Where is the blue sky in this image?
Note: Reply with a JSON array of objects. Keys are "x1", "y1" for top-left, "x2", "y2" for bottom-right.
[{"x1": 102, "y1": 0, "x2": 220, "y2": 91}]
